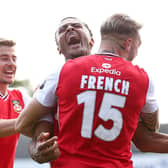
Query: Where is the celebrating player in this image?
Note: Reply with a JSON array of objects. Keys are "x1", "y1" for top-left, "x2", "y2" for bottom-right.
[
  {"x1": 15, "y1": 14, "x2": 160, "y2": 168},
  {"x1": 0, "y1": 38, "x2": 31, "y2": 168}
]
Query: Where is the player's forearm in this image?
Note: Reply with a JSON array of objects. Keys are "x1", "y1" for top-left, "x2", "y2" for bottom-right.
[
  {"x1": 15, "y1": 98, "x2": 51, "y2": 134},
  {"x1": 134, "y1": 132, "x2": 168, "y2": 153},
  {"x1": 0, "y1": 119, "x2": 18, "y2": 137},
  {"x1": 133, "y1": 122, "x2": 168, "y2": 153},
  {"x1": 0, "y1": 119, "x2": 34, "y2": 138}
]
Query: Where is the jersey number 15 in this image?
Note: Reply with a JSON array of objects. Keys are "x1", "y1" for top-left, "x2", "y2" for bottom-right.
[{"x1": 77, "y1": 91, "x2": 126, "y2": 142}]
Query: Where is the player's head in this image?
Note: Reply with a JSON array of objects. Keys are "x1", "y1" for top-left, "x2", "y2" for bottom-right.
[
  {"x1": 100, "y1": 14, "x2": 142, "y2": 61},
  {"x1": 55, "y1": 17, "x2": 94, "y2": 60},
  {"x1": 0, "y1": 38, "x2": 17, "y2": 85}
]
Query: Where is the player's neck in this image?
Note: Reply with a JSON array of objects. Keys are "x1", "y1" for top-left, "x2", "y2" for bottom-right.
[
  {"x1": 97, "y1": 49, "x2": 120, "y2": 57},
  {"x1": 98, "y1": 38, "x2": 127, "y2": 58},
  {"x1": 0, "y1": 84, "x2": 8, "y2": 97}
]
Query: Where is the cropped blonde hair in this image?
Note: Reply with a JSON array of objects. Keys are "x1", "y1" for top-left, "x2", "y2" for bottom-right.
[{"x1": 100, "y1": 14, "x2": 142, "y2": 39}]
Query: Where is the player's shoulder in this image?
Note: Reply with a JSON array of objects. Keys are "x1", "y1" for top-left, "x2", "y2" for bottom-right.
[
  {"x1": 133, "y1": 64, "x2": 147, "y2": 74},
  {"x1": 8, "y1": 88, "x2": 22, "y2": 95},
  {"x1": 45, "y1": 62, "x2": 65, "y2": 80},
  {"x1": 64, "y1": 54, "x2": 96, "y2": 68},
  {"x1": 7, "y1": 88, "x2": 23, "y2": 99},
  {"x1": 126, "y1": 61, "x2": 148, "y2": 77}
]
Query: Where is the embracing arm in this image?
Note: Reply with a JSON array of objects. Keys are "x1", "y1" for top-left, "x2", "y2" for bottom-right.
[
  {"x1": 140, "y1": 109, "x2": 159, "y2": 131},
  {"x1": 0, "y1": 98, "x2": 53, "y2": 138},
  {"x1": 132, "y1": 108, "x2": 168, "y2": 153},
  {"x1": 131, "y1": 74, "x2": 168, "y2": 152},
  {"x1": 29, "y1": 121, "x2": 60, "y2": 163},
  {"x1": 0, "y1": 118, "x2": 34, "y2": 137},
  {"x1": 132, "y1": 109, "x2": 160, "y2": 152},
  {"x1": 133, "y1": 119, "x2": 168, "y2": 153},
  {"x1": 15, "y1": 97, "x2": 53, "y2": 135},
  {"x1": 0, "y1": 119, "x2": 17, "y2": 137}
]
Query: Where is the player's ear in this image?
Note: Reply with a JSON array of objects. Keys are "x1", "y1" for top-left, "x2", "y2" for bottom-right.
[
  {"x1": 89, "y1": 38, "x2": 94, "y2": 48},
  {"x1": 124, "y1": 38, "x2": 132, "y2": 52},
  {"x1": 57, "y1": 47, "x2": 62, "y2": 55}
]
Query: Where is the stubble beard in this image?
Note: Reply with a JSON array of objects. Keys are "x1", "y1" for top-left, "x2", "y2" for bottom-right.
[
  {"x1": 70, "y1": 48, "x2": 90, "y2": 59},
  {"x1": 0, "y1": 78, "x2": 14, "y2": 85}
]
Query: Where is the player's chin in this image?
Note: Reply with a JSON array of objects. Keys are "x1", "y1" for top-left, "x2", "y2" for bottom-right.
[
  {"x1": 70, "y1": 50, "x2": 85, "y2": 59},
  {"x1": 7, "y1": 79, "x2": 15, "y2": 85}
]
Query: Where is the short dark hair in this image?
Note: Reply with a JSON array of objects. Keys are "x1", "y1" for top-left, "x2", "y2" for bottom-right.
[{"x1": 0, "y1": 38, "x2": 16, "y2": 47}]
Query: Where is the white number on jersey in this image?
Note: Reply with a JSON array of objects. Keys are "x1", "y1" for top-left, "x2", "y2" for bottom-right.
[{"x1": 77, "y1": 91, "x2": 126, "y2": 142}]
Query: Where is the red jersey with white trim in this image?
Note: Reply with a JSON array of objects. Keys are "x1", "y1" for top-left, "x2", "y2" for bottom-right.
[
  {"x1": 51, "y1": 54, "x2": 149, "y2": 168},
  {"x1": 0, "y1": 89, "x2": 24, "y2": 168}
]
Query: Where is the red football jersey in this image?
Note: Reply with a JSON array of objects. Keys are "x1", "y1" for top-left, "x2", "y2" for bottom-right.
[
  {"x1": 0, "y1": 90, "x2": 24, "y2": 168},
  {"x1": 51, "y1": 54, "x2": 149, "y2": 168}
]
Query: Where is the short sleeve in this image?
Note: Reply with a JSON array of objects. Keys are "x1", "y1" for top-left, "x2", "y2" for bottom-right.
[
  {"x1": 39, "y1": 113, "x2": 53, "y2": 123},
  {"x1": 141, "y1": 76, "x2": 159, "y2": 113},
  {"x1": 34, "y1": 64, "x2": 64, "y2": 107}
]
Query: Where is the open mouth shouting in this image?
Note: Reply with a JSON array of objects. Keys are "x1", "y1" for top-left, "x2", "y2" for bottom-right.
[{"x1": 66, "y1": 31, "x2": 81, "y2": 49}]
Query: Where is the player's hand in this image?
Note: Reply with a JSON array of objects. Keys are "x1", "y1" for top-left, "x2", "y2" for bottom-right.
[{"x1": 28, "y1": 132, "x2": 60, "y2": 163}]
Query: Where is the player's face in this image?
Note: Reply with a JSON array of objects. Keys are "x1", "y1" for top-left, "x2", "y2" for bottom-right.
[
  {"x1": 128, "y1": 35, "x2": 141, "y2": 61},
  {"x1": 56, "y1": 18, "x2": 92, "y2": 60},
  {"x1": 0, "y1": 46, "x2": 17, "y2": 85}
]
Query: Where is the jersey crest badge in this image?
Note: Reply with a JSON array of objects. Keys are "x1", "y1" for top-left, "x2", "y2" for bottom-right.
[{"x1": 12, "y1": 100, "x2": 22, "y2": 113}]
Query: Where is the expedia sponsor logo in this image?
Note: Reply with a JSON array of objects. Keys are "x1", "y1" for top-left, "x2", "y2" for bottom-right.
[
  {"x1": 102, "y1": 63, "x2": 111, "y2": 68},
  {"x1": 91, "y1": 64, "x2": 121, "y2": 76}
]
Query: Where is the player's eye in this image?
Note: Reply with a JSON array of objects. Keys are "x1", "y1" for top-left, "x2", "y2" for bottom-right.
[
  {"x1": 72, "y1": 23, "x2": 82, "y2": 28},
  {"x1": 0, "y1": 56, "x2": 9, "y2": 61},
  {"x1": 12, "y1": 56, "x2": 17, "y2": 62},
  {"x1": 58, "y1": 26, "x2": 67, "y2": 34}
]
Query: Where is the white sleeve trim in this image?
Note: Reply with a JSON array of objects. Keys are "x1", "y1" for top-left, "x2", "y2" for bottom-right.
[
  {"x1": 21, "y1": 90, "x2": 32, "y2": 107},
  {"x1": 141, "y1": 76, "x2": 159, "y2": 113},
  {"x1": 34, "y1": 64, "x2": 64, "y2": 107},
  {"x1": 39, "y1": 113, "x2": 53, "y2": 123}
]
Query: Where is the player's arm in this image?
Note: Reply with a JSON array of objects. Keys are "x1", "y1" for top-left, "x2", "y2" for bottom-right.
[
  {"x1": 140, "y1": 75, "x2": 159, "y2": 132},
  {"x1": 29, "y1": 121, "x2": 60, "y2": 163},
  {"x1": 132, "y1": 75, "x2": 163, "y2": 152},
  {"x1": 0, "y1": 118, "x2": 34, "y2": 137},
  {"x1": 140, "y1": 109, "x2": 159, "y2": 132},
  {"x1": 132, "y1": 121, "x2": 168, "y2": 152},
  {"x1": 16, "y1": 65, "x2": 62, "y2": 134},
  {"x1": 16, "y1": 73, "x2": 59, "y2": 135},
  {"x1": 0, "y1": 90, "x2": 34, "y2": 138},
  {"x1": 15, "y1": 97, "x2": 53, "y2": 135},
  {"x1": 132, "y1": 110, "x2": 160, "y2": 152},
  {"x1": 0, "y1": 119, "x2": 17, "y2": 137}
]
